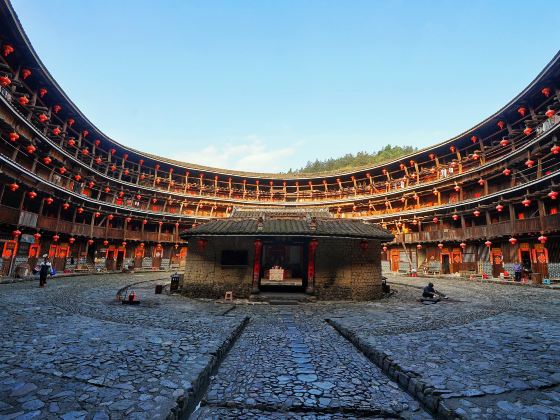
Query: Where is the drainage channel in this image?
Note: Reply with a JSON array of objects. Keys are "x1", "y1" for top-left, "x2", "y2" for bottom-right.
[
  {"x1": 168, "y1": 315, "x2": 250, "y2": 419},
  {"x1": 326, "y1": 318, "x2": 451, "y2": 419},
  {"x1": 191, "y1": 308, "x2": 429, "y2": 419}
]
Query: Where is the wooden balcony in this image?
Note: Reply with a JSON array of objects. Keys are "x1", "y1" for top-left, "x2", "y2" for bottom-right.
[
  {"x1": 0, "y1": 206, "x2": 20, "y2": 225},
  {"x1": 393, "y1": 215, "x2": 557, "y2": 244}
]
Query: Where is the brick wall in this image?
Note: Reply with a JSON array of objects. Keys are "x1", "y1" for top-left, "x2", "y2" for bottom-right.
[
  {"x1": 181, "y1": 237, "x2": 254, "y2": 299},
  {"x1": 313, "y1": 238, "x2": 383, "y2": 300}
]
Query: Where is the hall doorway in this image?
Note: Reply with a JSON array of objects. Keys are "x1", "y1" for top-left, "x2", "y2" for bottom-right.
[{"x1": 259, "y1": 241, "x2": 306, "y2": 292}]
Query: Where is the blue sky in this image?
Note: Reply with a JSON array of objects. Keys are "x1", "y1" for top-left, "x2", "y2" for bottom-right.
[{"x1": 12, "y1": 0, "x2": 560, "y2": 173}]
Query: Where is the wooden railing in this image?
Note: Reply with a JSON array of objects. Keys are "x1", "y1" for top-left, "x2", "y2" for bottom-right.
[
  {"x1": 393, "y1": 215, "x2": 556, "y2": 244},
  {"x1": 0, "y1": 206, "x2": 20, "y2": 225}
]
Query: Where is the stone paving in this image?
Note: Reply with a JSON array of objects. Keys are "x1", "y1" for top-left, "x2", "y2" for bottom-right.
[
  {"x1": 1, "y1": 272, "x2": 559, "y2": 419},
  {"x1": 194, "y1": 307, "x2": 428, "y2": 419},
  {"x1": 0, "y1": 273, "x2": 246, "y2": 419},
  {"x1": 329, "y1": 275, "x2": 560, "y2": 419}
]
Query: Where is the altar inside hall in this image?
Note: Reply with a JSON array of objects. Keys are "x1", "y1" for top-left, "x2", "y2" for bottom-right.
[{"x1": 260, "y1": 243, "x2": 304, "y2": 287}]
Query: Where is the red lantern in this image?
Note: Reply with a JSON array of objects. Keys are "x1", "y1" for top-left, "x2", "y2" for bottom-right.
[
  {"x1": 53, "y1": 105, "x2": 62, "y2": 114},
  {"x1": 452, "y1": 214, "x2": 459, "y2": 221},
  {"x1": 499, "y1": 138, "x2": 509, "y2": 147},
  {"x1": 33, "y1": 232, "x2": 41, "y2": 241},
  {"x1": 140, "y1": 242, "x2": 145, "y2": 248},
  {"x1": 110, "y1": 148, "x2": 116, "y2": 155},
  {"x1": 478, "y1": 178, "x2": 485, "y2": 186},
  {"x1": 473, "y1": 210, "x2": 481, "y2": 217},
  {"x1": 472, "y1": 152, "x2": 479, "y2": 160},
  {"x1": 123, "y1": 154, "x2": 129, "y2": 160},
  {"x1": 12, "y1": 229, "x2": 21, "y2": 238},
  {"x1": 136, "y1": 194, "x2": 141, "y2": 200},
  {"x1": 53, "y1": 234, "x2": 60, "y2": 242},
  {"x1": 82, "y1": 130, "x2": 89, "y2": 138},
  {"x1": 94, "y1": 212, "x2": 101, "y2": 218},
  {"x1": 77, "y1": 207, "x2": 84, "y2": 214},
  {"x1": 158, "y1": 221, "x2": 163, "y2": 226},
  {"x1": 509, "y1": 237, "x2": 517, "y2": 245},
  {"x1": 139, "y1": 159, "x2": 144, "y2": 166},
  {"x1": 108, "y1": 214, "x2": 114, "y2": 220},
  {"x1": 450, "y1": 145, "x2": 456, "y2": 153},
  {"x1": 545, "y1": 108, "x2": 555, "y2": 119},
  {"x1": 74, "y1": 174, "x2": 82, "y2": 181},
  {"x1": 110, "y1": 164, "x2": 116, "y2": 172},
  {"x1": 140, "y1": 174, "x2": 145, "y2": 180},
  {"x1": 155, "y1": 164, "x2": 160, "y2": 170},
  {"x1": 518, "y1": 106, "x2": 527, "y2": 117},
  {"x1": 0, "y1": 75, "x2": 11, "y2": 87},
  {"x1": 538, "y1": 235, "x2": 547, "y2": 244},
  {"x1": 523, "y1": 126, "x2": 533, "y2": 136},
  {"x1": 525, "y1": 159, "x2": 535, "y2": 168},
  {"x1": 470, "y1": 135, "x2": 477, "y2": 143},
  {"x1": 59, "y1": 167, "x2": 67, "y2": 174},
  {"x1": 52, "y1": 127, "x2": 61, "y2": 136},
  {"x1": 104, "y1": 186, "x2": 110, "y2": 193},
  {"x1": 67, "y1": 118, "x2": 75, "y2": 127},
  {"x1": 18, "y1": 96, "x2": 29, "y2": 106},
  {"x1": 62, "y1": 203, "x2": 70, "y2": 210},
  {"x1": 67, "y1": 138, "x2": 76, "y2": 147},
  {"x1": 522, "y1": 198, "x2": 531, "y2": 207},
  {"x1": 502, "y1": 168, "x2": 511, "y2": 176},
  {"x1": 454, "y1": 185, "x2": 460, "y2": 192},
  {"x1": 26, "y1": 145, "x2": 36, "y2": 154},
  {"x1": 551, "y1": 145, "x2": 560, "y2": 155},
  {"x1": 542, "y1": 87, "x2": 551, "y2": 97},
  {"x1": 496, "y1": 204, "x2": 504, "y2": 212},
  {"x1": 548, "y1": 191, "x2": 558, "y2": 200},
  {"x1": 118, "y1": 191, "x2": 124, "y2": 197},
  {"x1": 2, "y1": 44, "x2": 14, "y2": 56},
  {"x1": 497, "y1": 120, "x2": 505, "y2": 130},
  {"x1": 143, "y1": 219, "x2": 148, "y2": 225},
  {"x1": 45, "y1": 197, "x2": 54, "y2": 205},
  {"x1": 437, "y1": 243, "x2": 444, "y2": 249},
  {"x1": 88, "y1": 181, "x2": 95, "y2": 188},
  {"x1": 21, "y1": 68, "x2": 31, "y2": 80},
  {"x1": 125, "y1": 217, "x2": 132, "y2": 223},
  {"x1": 82, "y1": 148, "x2": 89, "y2": 156},
  {"x1": 69, "y1": 237, "x2": 76, "y2": 244},
  {"x1": 416, "y1": 244, "x2": 422, "y2": 250},
  {"x1": 9, "y1": 182, "x2": 19, "y2": 192},
  {"x1": 428, "y1": 153, "x2": 435, "y2": 160},
  {"x1": 433, "y1": 217, "x2": 439, "y2": 224},
  {"x1": 484, "y1": 240, "x2": 492, "y2": 247},
  {"x1": 87, "y1": 239, "x2": 94, "y2": 245},
  {"x1": 103, "y1": 240, "x2": 109, "y2": 246},
  {"x1": 95, "y1": 157, "x2": 102, "y2": 165},
  {"x1": 122, "y1": 242, "x2": 127, "y2": 247},
  {"x1": 382, "y1": 246, "x2": 388, "y2": 252},
  {"x1": 38, "y1": 113, "x2": 49, "y2": 123},
  {"x1": 124, "y1": 169, "x2": 129, "y2": 176},
  {"x1": 94, "y1": 139, "x2": 101, "y2": 147},
  {"x1": 27, "y1": 191, "x2": 37, "y2": 199},
  {"x1": 460, "y1": 242, "x2": 467, "y2": 249},
  {"x1": 39, "y1": 87, "x2": 47, "y2": 97},
  {"x1": 9, "y1": 132, "x2": 19, "y2": 142}
]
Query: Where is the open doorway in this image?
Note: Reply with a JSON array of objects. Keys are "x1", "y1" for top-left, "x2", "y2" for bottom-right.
[
  {"x1": 441, "y1": 253, "x2": 450, "y2": 274},
  {"x1": 259, "y1": 242, "x2": 305, "y2": 292}
]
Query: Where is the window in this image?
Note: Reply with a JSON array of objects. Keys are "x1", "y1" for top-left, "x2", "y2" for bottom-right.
[{"x1": 221, "y1": 250, "x2": 248, "y2": 266}]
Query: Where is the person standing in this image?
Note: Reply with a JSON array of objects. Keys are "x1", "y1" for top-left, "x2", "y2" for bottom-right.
[
  {"x1": 513, "y1": 262, "x2": 522, "y2": 282},
  {"x1": 39, "y1": 254, "x2": 52, "y2": 287}
]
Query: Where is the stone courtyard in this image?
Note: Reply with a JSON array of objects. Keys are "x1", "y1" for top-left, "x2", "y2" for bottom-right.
[{"x1": 0, "y1": 273, "x2": 559, "y2": 419}]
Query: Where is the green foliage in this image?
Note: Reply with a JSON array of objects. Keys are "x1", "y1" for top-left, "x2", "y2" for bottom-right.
[{"x1": 286, "y1": 145, "x2": 417, "y2": 174}]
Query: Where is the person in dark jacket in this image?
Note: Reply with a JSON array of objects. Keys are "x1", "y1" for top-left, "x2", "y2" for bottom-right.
[{"x1": 39, "y1": 254, "x2": 52, "y2": 287}]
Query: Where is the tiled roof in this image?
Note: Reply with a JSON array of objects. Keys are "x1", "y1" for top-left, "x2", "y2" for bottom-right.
[{"x1": 181, "y1": 217, "x2": 393, "y2": 240}]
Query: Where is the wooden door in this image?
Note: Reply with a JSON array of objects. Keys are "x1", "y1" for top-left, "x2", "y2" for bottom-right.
[
  {"x1": 532, "y1": 244, "x2": 549, "y2": 277},
  {"x1": 1, "y1": 241, "x2": 18, "y2": 276},
  {"x1": 178, "y1": 246, "x2": 188, "y2": 268},
  {"x1": 54, "y1": 244, "x2": 69, "y2": 272},
  {"x1": 390, "y1": 250, "x2": 399, "y2": 272},
  {"x1": 28, "y1": 244, "x2": 41, "y2": 271},
  {"x1": 134, "y1": 246, "x2": 144, "y2": 268},
  {"x1": 491, "y1": 248, "x2": 503, "y2": 278},
  {"x1": 152, "y1": 245, "x2": 163, "y2": 269},
  {"x1": 441, "y1": 253, "x2": 450, "y2": 274},
  {"x1": 451, "y1": 249, "x2": 462, "y2": 273},
  {"x1": 105, "y1": 246, "x2": 116, "y2": 270}
]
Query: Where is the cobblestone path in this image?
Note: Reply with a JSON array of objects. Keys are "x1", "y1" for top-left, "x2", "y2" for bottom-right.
[{"x1": 195, "y1": 307, "x2": 430, "y2": 419}]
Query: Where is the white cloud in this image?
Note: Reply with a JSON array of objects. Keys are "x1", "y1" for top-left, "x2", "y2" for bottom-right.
[{"x1": 173, "y1": 135, "x2": 298, "y2": 173}]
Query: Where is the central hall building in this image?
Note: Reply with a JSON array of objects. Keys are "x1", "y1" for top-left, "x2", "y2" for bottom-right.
[{"x1": 180, "y1": 209, "x2": 393, "y2": 300}]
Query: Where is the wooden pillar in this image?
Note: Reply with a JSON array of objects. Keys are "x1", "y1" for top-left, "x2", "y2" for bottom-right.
[
  {"x1": 306, "y1": 238, "x2": 318, "y2": 294},
  {"x1": 252, "y1": 239, "x2": 263, "y2": 293}
]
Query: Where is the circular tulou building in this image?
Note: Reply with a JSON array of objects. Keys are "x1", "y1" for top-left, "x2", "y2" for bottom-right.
[{"x1": 0, "y1": 1, "x2": 559, "y2": 299}]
